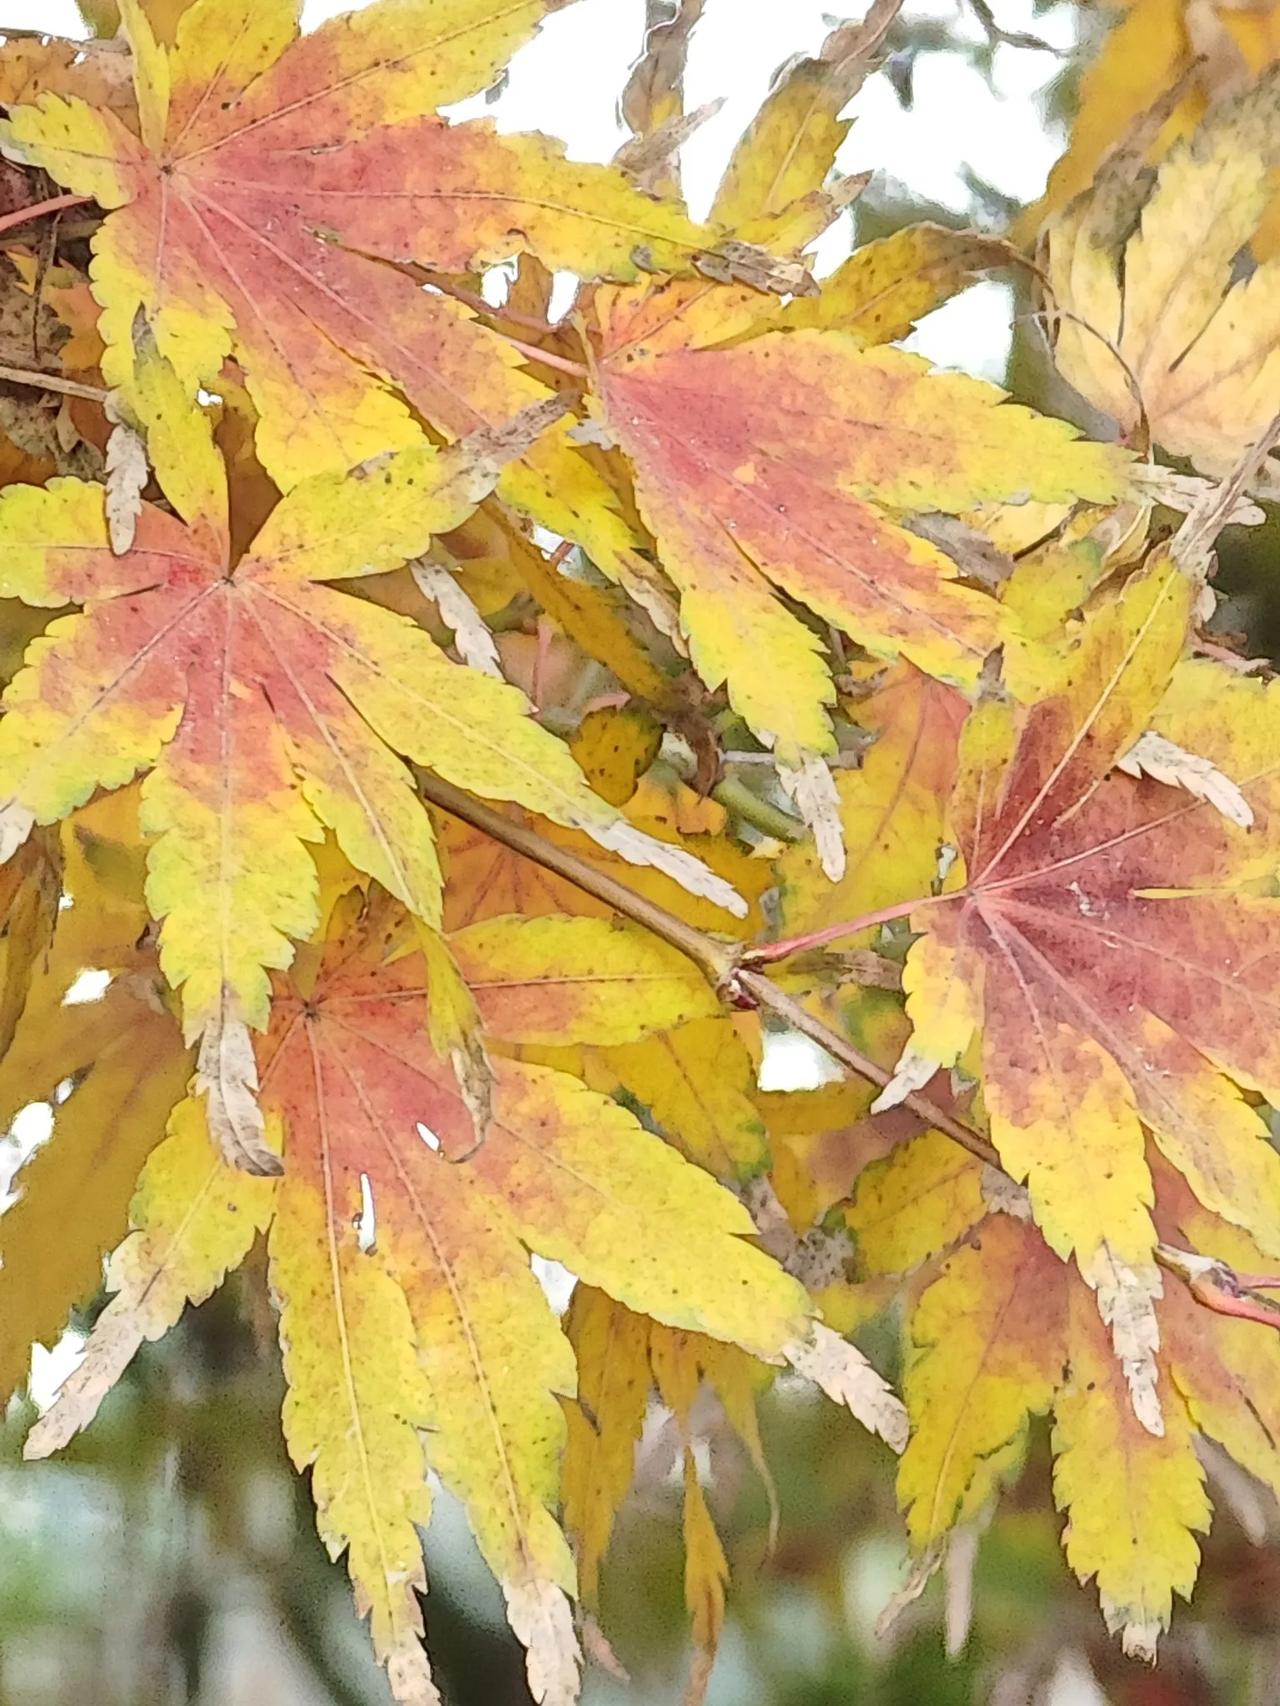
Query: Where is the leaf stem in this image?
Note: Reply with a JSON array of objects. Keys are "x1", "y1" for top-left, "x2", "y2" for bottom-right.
[
  {"x1": 497, "y1": 331, "x2": 590, "y2": 378},
  {"x1": 0, "y1": 192, "x2": 91, "y2": 237},
  {"x1": 745, "y1": 893, "x2": 942, "y2": 966}
]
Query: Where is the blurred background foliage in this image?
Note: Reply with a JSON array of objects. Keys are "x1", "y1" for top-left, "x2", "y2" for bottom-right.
[{"x1": 4, "y1": 0, "x2": 1280, "y2": 1702}]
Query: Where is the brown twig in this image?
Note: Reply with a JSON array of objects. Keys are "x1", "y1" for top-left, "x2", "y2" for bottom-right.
[
  {"x1": 417, "y1": 771, "x2": 995, "y2": 1164},
  {"x1": 0, "y1": 361, "x2": 109, "y2": 402}
]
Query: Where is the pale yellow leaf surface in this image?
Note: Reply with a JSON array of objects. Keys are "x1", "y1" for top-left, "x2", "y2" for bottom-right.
[
  {"x1": 450, "y1": 913, "x2": 720, "y2": 1045},
  {"x1": 899, "y1": 1215, "x2": 1068, "y2": 1548}
]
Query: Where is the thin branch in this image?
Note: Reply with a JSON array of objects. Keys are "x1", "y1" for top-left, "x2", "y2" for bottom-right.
[
  {"x1": 0, "y1": 192, "x2": 91, "y2": 238},
  {"x1": 0, "y1": 362, "x2": 109, "y2": 402},
  {"x1": 416, "y1": 771, "x2": 993, "y2": 1162},
  {"x1": 417, "y1": 772, "x2": 737, "y2": 987}
]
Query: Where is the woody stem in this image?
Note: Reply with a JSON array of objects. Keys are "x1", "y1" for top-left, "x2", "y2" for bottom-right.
[
  {"x1": 416, "y1": 771, "x2": 996, "y2": 1165},
  {"x1": 0, "y1": 363, "x2": 109, "y2": 402}
]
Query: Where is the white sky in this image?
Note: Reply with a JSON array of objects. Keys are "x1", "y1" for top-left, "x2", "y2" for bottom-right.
[{"x1": 8, "y1": 0, "x2": 1079, "y2": 375}]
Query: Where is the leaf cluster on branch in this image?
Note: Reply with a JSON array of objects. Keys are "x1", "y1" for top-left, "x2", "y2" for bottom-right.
[{"x1": 0, "y1": 1, "x2": 1278, "y2": 1700}]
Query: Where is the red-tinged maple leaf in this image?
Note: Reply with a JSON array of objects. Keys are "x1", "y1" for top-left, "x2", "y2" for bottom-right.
[
  {"x1": 887, "y1": 552, "x2": 1280, "y2": 1430},
  {"x1": 0, "y1": 0, "x2": 719, "y2": 604},
  {"x1": 25, "y1": 897, "x2": 818, "y2": 1704},
  {"x1": 0, "y1": 363, "x2": 739, "y2": 1172},
  {"x1": 584, "y1": 277, "x2": 1128, "y2": 765}
]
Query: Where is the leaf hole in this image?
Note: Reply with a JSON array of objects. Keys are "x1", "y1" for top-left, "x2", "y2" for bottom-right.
[{"x1": 354, "y1": 1172, "x2": 376, "y2": 1254}]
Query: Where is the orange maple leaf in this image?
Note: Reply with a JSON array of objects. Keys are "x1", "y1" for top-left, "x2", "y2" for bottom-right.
[
  {"x1": 587, "y1": 277, "x2": 1128, "y2": 762},
  {"x1": 0, "y1": 0, "x2": 709, "y2": 508},
  {"x1": 889, "y1": 554, "x2": 1280, "y2": 1427}
]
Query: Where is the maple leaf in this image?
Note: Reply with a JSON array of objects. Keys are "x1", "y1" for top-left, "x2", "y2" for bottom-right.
[
  {"x1": 780, "y1": 224, "x2": 1008, "y2": 345},
  {"x1": 27, "y1": 901, "x2": 817, "y2": 1702},
  {"x1": 0, "y1": 362, "x2": 740, "y2": 1170},
  {"x1": 0, "y1": 0, "x2": 715, "y2": 614},
  {"x1": 899, "y1": 1201, "x2": 1215, "y2": 1658},
  {"x1": 709, "y1": 0, "x2": 900, "y2": 237},
  {"x1": 888, "y1": 553, "x2": 1280, "y2": 1426},
  {"x1": 587, "y1": 278, "x2": 1126, "y2": 765},
  {"x1": 1045, "y1": 72, "x2": 1280, "y2": 479}
]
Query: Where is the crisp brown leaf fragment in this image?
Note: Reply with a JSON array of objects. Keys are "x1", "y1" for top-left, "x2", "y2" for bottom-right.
[
  {"x1": 195, "y1": 995, "x2": 283, "y2": 1177},
  {"x1": 104, "y1": 409, "x2": 148, "y2": 555},
  {"x1": 784, "y1": 1322, "x2": 908, "y2": 1451},
  {"x1": 1116, "y1": 731, "x2": 1253, "y2": 829}
]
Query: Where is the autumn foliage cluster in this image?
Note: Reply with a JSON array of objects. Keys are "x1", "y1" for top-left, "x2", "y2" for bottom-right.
[{"x1": 1, "y1": 0, "x2": 1280, "y2": 1700}]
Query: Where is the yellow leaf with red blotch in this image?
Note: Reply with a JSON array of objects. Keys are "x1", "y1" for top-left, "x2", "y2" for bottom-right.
[
  {"x1": 589, "y1": 282, "x2": 1126, "y2": 761},
  {"x1": 28, "y1": 900, "x2": 813, "y2": 1702},
  {"x1": 899, "y1": 1213, "x2": 1068, "y2": 1548},
  {"x1": 450, "y1": 913, "x2": 720, "y2": 1045},
  {"x1": 1045, "y1": 73, "x2": 1280, "y2": 476},
  {"x1": 1052, "y1": 1271, "x2": 1210, "y2": 1661},
  {"x1": 0, "y1": 371, "x2": 738, "y2": 1099},
  {"x1": 0, "y1": 0, "x2": 711, "y2": 609},
  {"x1": 893, "y1": 551, "x2": 1280, "y2": 1416}
]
